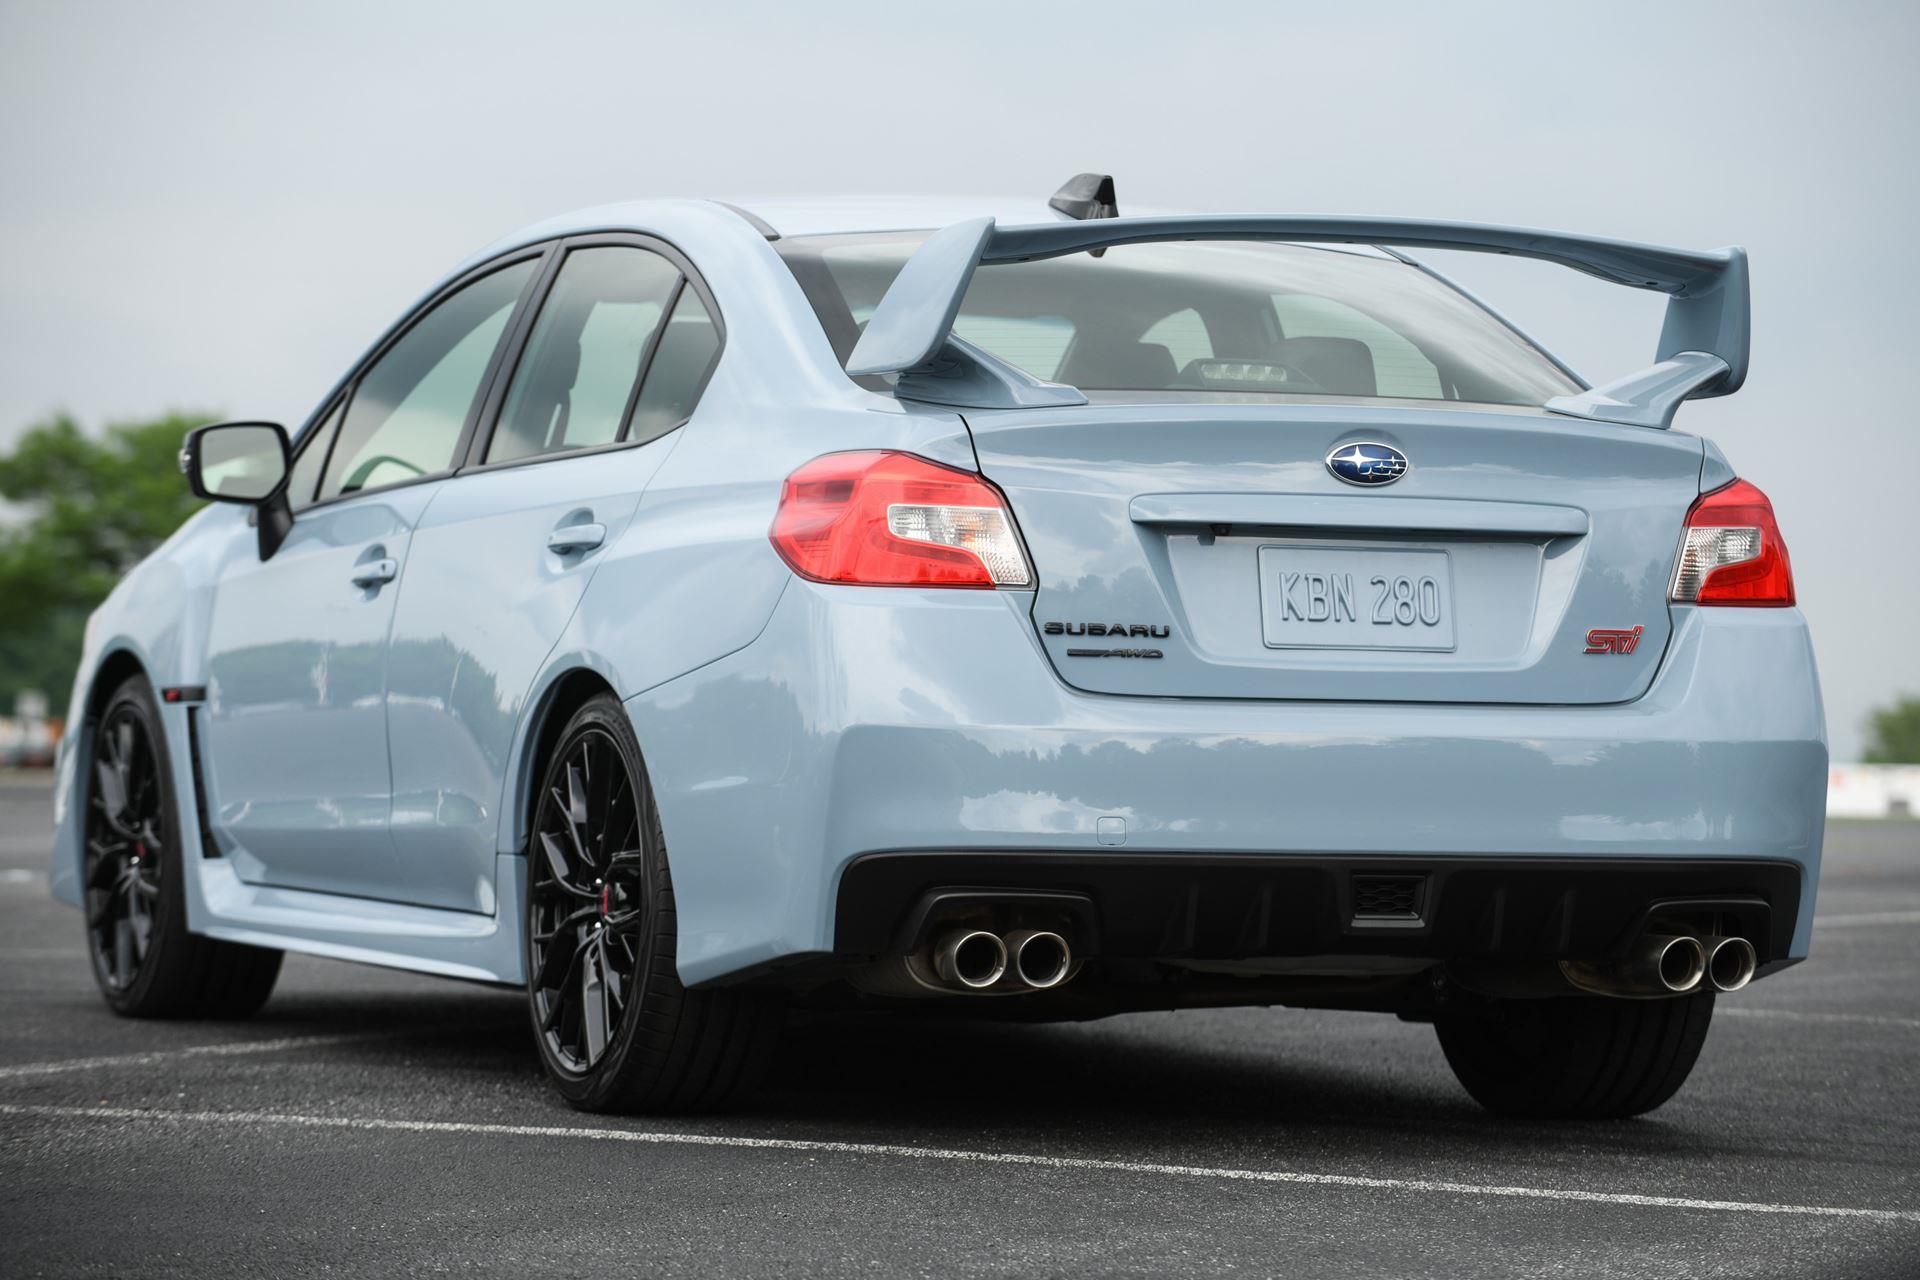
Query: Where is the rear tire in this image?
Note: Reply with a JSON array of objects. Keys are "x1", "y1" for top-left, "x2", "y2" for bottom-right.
[
  {"x1": 82, "y1": 675, "x2": 283, "y2": 1019},
  {"x1": 524, "y1": 693, "x2": 783, "y2": 1113},
  {"x1": 1435, "y1": 990, "x2": 1714, "y2": 1119}
]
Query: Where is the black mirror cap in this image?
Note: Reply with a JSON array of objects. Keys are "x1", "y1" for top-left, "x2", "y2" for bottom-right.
[{"x1": 180, "y1": 420, "x2": 291, "y2": 504}]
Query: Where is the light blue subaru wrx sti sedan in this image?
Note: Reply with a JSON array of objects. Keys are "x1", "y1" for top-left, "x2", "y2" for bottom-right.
[{"x1": 49, "y1": 175, "x2": 1824, "y2": 1118}]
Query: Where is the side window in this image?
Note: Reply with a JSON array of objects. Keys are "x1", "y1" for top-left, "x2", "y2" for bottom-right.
[
  {"x1": 321, "y1": 259, "x2": 536, "y2": 500},
  {"x1": 487, "y1": 247, "x2": 681, "y2": 464},
  {"x1": 283, "y1": 400, "x2": 343, "y2": 510},
  {"x1": 1270, "y1": 293, "x2": 1442, "y2": 399},
  {"x1": 625, "y1": 286, "x2": 721, "y2": 445}
]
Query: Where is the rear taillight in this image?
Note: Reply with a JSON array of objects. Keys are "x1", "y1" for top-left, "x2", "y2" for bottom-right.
[
  {"x1": 769, "y1": 451, "x2": 1033, "y2": 588},
  {"x1": 1669, "y1": 478, "x2": 1795, "y2": 606}
]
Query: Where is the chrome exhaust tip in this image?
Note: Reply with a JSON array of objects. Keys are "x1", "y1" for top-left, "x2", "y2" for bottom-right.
[
  {"x1": 1006, "y1": 930, "x2": 1072, "y2": 990},
  {"x1": 1704, "y1": 935, "x2": 1757, "y2": 993},
  {"x1": 1560, "y1": 934, "x2": 1706, "y2": 998},
  {"x1": 1649, "y1": 934, "x2": 1708, "y2": 993},
  {"x1": 933, "y1": 929, "x2": 1007, "y2": 990}
]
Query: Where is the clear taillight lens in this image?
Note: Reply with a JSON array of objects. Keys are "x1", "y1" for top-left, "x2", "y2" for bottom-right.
[
  {"x1": 1670, "y1": 478, "x2": 1795, "y2": 606},
  {"x1": 770, "y1": 451, "x2": 1034, "y2": 588}
]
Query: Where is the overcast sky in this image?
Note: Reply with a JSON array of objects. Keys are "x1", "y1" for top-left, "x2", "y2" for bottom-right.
[{"x1": 2, "y1": 0, "x2": 1915, "y2": 757}]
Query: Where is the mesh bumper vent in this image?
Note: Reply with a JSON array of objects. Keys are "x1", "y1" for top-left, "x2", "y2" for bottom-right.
[{"x1": 1352, "y1": 874, "x2": 1425, "y2": 922}]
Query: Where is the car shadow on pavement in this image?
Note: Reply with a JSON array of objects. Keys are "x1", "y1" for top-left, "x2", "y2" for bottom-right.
[
  {"x1": 179, "y1": 990, "x2": 1738, "y2": 1161},
  {"x1": 235, "y1": 988, "x2": 531, "y2": 1065},
  {"x1": 747, "y1": 1011, "x2": 1735, "y2": 1162}
]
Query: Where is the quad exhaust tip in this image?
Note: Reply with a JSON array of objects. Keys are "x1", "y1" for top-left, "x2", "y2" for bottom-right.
[
  {"x1": 926, "y1": 928, "x2": 1075, "y2": 993},
  {"x1": 933, "y1": 929, "x2": 1007, "y2": 990},
  {"x1": 1652, "y1": 934, "x2": 1708, "y2": 994},
  {"x1": 1006, "y1": 930, "x2": 1073, "y2": 990},
  {"x1": 1560, "y1": 932, "x2": 1761, "y2": 998},
  {"x1": 1705, "y1": 934, "x2": 1757, "y2": 993},
  {"x1": 1560, "y1": 933, "x2": 1706, "y2": 998}
]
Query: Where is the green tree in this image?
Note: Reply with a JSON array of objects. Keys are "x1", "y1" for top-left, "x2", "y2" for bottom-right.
[
  {"x1": 0, "y1": 412, "x2": 213, "y2": 712},
  {"x1": 1863, "y1": 696, "x2": 1920, "y2": 765}
]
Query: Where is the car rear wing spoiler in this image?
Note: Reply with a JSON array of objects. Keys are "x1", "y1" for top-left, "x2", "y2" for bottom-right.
[{"x1": 845, "y1": 214, "x2": 1749, "y2": 429}]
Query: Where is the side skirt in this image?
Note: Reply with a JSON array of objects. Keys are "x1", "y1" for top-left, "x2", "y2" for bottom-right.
[{"x1": 188, "y1": 851, "x2": 529, "y2": 985}]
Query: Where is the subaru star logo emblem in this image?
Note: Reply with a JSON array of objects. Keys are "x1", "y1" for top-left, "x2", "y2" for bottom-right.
[{"x1": 1326, "y1": 441, "x2": 1409, "y2": 487}]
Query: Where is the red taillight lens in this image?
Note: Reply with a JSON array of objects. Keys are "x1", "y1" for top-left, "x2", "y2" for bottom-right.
[
  {"x1": 769, "y1": 451, "x2": 1033, "y2": 588},
  {"x1": 1670, "y1": 478, "x2": 1795, "y2": 606}
]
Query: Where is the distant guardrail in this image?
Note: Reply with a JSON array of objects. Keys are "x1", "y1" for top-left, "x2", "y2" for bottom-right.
[{"x1": 1828, "y1": 764, "x2": 1920, "y2": 818}]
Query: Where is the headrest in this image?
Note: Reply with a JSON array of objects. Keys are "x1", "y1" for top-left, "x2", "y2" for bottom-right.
[
  {"x1": 1060, "y1": 340, "x2": 1177, "y2": 389},
  {"x1": 1275, "y1": 336, "x2": 1376, "y2": 397}
]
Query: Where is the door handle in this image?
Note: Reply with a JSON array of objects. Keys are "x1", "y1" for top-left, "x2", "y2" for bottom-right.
[
  {"x1": 350, "y1": 558, "x2": 399, "y2": 588},
  {"x1": 546, "y1": 523, "x2": 606, "y2": 555}
]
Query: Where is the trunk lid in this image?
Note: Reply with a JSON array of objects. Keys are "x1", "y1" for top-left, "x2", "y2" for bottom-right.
[{"x1": 965, "y1": 403, "x2": 1702, "y2": 705}]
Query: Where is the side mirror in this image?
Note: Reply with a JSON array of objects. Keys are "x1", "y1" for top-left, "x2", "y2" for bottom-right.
[
  {"x1": 180, "y1": 421, "x2": 290, "y2": 504},
  {"x1": 180, "y1": 421, "x2": 294, "y2": 560}
]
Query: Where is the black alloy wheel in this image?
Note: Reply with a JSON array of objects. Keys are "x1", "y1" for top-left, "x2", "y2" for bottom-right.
[
  {"x1": 527, "y1": 723, "x2": 648, "y2": 1074},
  {"x1": 523, "y1": 694, "x2": 783, "y2": 1112},
  {"x1": 81, "y1": 675, "x2": 282, "y2": 1018},
  {"x1": 84, "y1": 700, "x2": 165, "y2": 992}
]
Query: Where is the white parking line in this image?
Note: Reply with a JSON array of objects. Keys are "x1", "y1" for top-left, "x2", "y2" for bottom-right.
[
  {"x1": 2, "y1": 1102, "x2": 1915, "y2": 1224},
  {"x1": 0, "y1": 1031, "x2": 407, "y2": 1081},
  {"x1": 1816, "y1": 909, "x2": 1920, "y2": 929},
  {"x1": 0, "y1": 868, "x2": 43, "y2": 886},
  {"x1": 1719, "y1": 1006, "x2": 1920, "y2": 1031}
]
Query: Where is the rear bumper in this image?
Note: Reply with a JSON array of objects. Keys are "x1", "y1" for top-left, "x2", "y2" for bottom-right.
[{"x1": 627, "y1": 582, "x2": 1826, "y2": 987}]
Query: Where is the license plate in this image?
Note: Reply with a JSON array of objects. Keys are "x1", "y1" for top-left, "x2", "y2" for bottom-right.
[{"x1": 1258, "y1": 545, "x2": 1456, "y2": 651}]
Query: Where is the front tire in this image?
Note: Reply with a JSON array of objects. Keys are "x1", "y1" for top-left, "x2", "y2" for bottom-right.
[
  {"x1": 1435, "y1": 990, "x2": 1714, "y2": 1119},
  {"x1": 82, "y1": 675, "x2": 282, "y2": 1018},
  {"x1": 524, "y1": 693, "x2": 783, "y2": 1113}
]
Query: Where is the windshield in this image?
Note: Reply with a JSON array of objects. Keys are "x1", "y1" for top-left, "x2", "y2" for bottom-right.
[{"x1": 777, "y1": 233, "x2": 1581, "y2": 407}]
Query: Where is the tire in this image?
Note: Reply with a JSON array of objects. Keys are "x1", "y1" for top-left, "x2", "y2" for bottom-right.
[
  {"x1": 1435, "y1": 989, "x2": 1714, "y2": 1119},
  {"x1": 524, "y1": 693, "x2": 783, "y2": 1113},
  {"x1": 82, "y1": 674, "x2": 283, "y2": 1019}
]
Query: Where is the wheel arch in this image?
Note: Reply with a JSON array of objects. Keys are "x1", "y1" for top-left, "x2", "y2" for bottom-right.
[
  {"x1": 74, "y1": 642, "x2": 174, "y2": 804},
  {"x1": 86, "y1": 647, "x2": 153, "y2": 724},
  {"x1": 50, "y1": 643, "x2": 163, "y2": 909},
  {"x1": 502, "y1": 664, "x2": 622, "y2": 861}
]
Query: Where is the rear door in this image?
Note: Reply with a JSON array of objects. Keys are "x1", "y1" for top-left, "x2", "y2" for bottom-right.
[
  {"x1": 967, "y1": 403, "x2": 1702, "y2": 705},
  {"x1": 382, "y1": 237, "x2": 725, "y2": 911}
]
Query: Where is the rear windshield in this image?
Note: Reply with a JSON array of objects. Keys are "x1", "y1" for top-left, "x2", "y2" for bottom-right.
[{"x1": 776, "y1": 233, "x2": 1581, "y2": 407}]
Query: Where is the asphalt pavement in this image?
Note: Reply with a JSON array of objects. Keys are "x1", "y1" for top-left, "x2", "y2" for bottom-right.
[{"x1": 2, "y1": 772, "x2": 1917, "y2": 1278}]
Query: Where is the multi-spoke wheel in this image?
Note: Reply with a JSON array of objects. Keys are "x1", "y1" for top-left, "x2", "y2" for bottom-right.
[
  {"x1": 85, "y1": 701, "x2": 166, "y2": 992},
  {"x1": 528, "y1": 724, "x2": 648, "y2": 1072},
  {"x1": 524, "y1": 693, "x2": 783, "y2": 1112},
  {"x1": 81, "y1": 675, "x2": 282, "y2": 1018}
]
